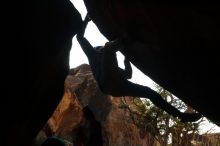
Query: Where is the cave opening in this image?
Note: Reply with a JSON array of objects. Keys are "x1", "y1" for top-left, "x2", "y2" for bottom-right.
[{"x1": 33, "y1": 1, "x2": 220, "y2": 146}]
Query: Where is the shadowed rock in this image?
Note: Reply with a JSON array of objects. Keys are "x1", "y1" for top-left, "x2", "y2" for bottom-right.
[
  {"x1": 3, "y1": 0, "x2": 82, "y2": 146},
  {"x1": 83, "y1": 0, "x2": 220, "y2": 126}
]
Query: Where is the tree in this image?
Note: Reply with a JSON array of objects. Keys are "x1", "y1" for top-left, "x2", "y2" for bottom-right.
[{"x1": 119, "y1": 84, "x2": 205, "y2": 146}]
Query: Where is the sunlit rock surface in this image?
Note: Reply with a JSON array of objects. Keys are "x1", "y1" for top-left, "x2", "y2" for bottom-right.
[{"x1": 42, "y1": 64, "x2": 152, "y2": 146}]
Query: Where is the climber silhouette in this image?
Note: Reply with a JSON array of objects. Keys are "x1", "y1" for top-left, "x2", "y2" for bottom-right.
[{"x1": 76, "y1": 14, "x2": 202, "y2": 122}]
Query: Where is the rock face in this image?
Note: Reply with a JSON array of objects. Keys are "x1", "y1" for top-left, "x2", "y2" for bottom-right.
[
  {"x1": 14, "y1": 1, "x2": 219, "y2": 146},
  {"x1": 4, "y1": 1, "x2": 83, "y2": 146},
  {"x1": 83, "y1": 0, "x2": 220, "y2": 126},
  {"x1": 42, "y1": 64, "x2": 153, "y2": 146},
  {"x1": 45, "y1": 90, "x2": 83, "y2": 139}
]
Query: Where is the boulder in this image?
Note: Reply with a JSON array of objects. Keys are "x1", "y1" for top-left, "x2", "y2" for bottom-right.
[
  {"x1": 43, "y1": 64, "x2": 155, "y2": 146},
  {"x1": 83, "y1": 0, "x2": 220, "y2": 125}
]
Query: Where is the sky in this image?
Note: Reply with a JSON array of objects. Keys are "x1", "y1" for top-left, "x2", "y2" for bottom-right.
[
  {"x1": 69, "y1": 0, "x2": 220, "y2": 134},
  {"x1": 69, "y1": 0, "x2": 155, "y2": 89}
]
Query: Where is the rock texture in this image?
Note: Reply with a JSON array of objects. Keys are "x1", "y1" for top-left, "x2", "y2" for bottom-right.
[
  {"x1": 10, "y1": 1, "x2": 220, "y2": 146},
  {"x1": 4, "y1": 1, "x2": 83, "y2": 146},
  {"x1": 83, "y1": 0, "x2": 220, "y2": 126},
  {"x1": 42, "y1": 64, "x2": 154, "y2": 146},
  {"x1": 46, "y1": 90, "x2": 83, "y2": 139}
]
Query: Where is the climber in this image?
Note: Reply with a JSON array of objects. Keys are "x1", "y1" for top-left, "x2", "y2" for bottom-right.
[{"x1": 76, "y1": 14, "x2": 202, "y2": 122}]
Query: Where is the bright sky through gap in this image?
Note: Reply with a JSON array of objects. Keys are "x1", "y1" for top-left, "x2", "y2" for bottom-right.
[
  {"x1": 69, "y1": 0, "x2": 220, "y2": 134},
  {"x1": 69, "y1": 0, "x2": 155, "y2": 88}
]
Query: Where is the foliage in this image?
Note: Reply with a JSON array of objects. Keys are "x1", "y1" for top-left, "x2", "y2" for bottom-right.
[{"x1": 119, "y1": 84, "x2": 208, "y2": 145}]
